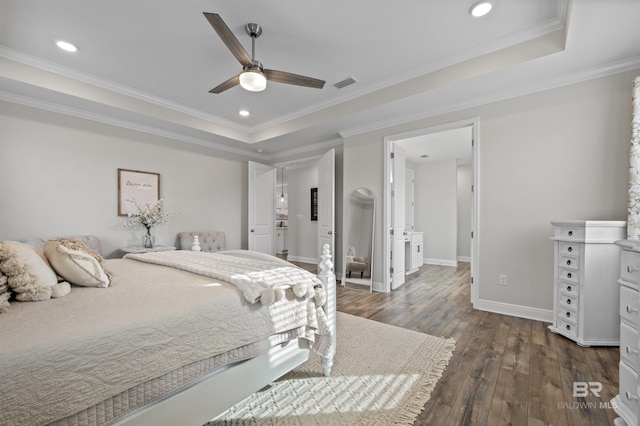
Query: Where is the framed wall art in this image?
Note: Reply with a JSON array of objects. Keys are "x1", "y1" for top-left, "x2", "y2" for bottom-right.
[{"x1": 118, "y1": 168, "x2": 160, "y2": 216}]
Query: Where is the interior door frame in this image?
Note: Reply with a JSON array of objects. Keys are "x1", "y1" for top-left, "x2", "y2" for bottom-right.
[
  {"x1": 383, "y1": 117, "x2": 479, "y2": 304},
  {"x1": 248, "y1": 161, "x2": 276, "y2": 254},
  {"x1": 274, "y1": 149, "x2": 335, "y2": 266}
]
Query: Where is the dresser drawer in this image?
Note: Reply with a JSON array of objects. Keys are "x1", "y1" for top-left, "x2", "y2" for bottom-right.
[
  {"x1": 560, "y1": 294, "x2": 579, "y2": 310},
  {"x1": 621, "y1": 321, "x2": 640, "y2": 373},
  {"x1": 621, "y1": 285, "x2": 640, "y2": 327},
  {"x1": 554, "y1": 226, "x2": 584, "y2": 240},
  {"x1": 619, "y1": 361, "x2": 640, "y2": 420},
  {"x1": 621, "y1": 249, "x2": 640, "y2": 285},
  {"x1": 559, "y1": 254, "x2": 579, "y2": 270},
  {"x1": 557, "y1": 318, "x2": 578, "y2": 339},
  {"x1": 558, "y1": 242, "x2": 580, "y2": 256},
  {"x1": 558, "y1": 268, "x2": 579, "y2": 283},
  {"x1": 559, "y1": 306, "x2": 578, "y2": 323},
  {"x1": 559, "y1": 280, "x2": 579, "y2": 297}
]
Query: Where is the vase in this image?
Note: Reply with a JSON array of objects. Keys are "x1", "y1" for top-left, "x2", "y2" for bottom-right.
[{"x1": 142, "y1": 229, "x2": 155, "y2": 248}]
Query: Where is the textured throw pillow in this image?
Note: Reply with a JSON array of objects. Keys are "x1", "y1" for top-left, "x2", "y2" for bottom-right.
[
  {"x1": 0, "y1": 274, "x2": 11, "y2": 313},
  {"x1": 1, "y1": 241, "x2": 58, "y2": 287},
  {"x1": 0, "y1": 241, "x2": 70, "y2": 302},
  {"x1": 44, "y1": 238, "x2": 111, "y2": 287}
]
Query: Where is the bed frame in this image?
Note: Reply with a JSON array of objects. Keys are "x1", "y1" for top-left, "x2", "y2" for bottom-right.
[{"x1": 112, "y1": 244, "x2": 337, "y2": 426}]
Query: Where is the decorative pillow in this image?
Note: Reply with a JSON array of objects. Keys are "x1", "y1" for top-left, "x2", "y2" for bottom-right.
[
  {"x1": 0, "y1": 274, "x2": 11, "y2": 313},
  {"x1": 0, "y1": 241, "x2": 71, "y2": 302},
  {"x1": 0, "y1": 241, "x2": 58, "y2": 287},
  {"x1": 44, "y1": 238, "x2": 111, "y2": 288}
]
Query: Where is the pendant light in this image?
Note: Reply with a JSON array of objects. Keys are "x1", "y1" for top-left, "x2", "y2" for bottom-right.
[{"x1": 280, "y1": 167, "x2": 286, "y2": 202}]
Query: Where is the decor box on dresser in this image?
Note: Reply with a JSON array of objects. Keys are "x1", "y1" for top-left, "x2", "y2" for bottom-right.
[
  {"x1": 613, "y1": 239, "x2": 640, "y2": 426},
  {"x1": 549, "y1": 221, "x2": 626, "y2": 347}
]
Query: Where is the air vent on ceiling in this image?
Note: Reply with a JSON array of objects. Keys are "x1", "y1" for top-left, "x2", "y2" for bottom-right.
[{"x1": 333, "y1": 76, "x2": 358, "y2": 89}]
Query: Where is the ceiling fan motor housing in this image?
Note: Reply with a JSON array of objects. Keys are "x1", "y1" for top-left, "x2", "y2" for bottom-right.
[{"x1": 245, "y1": 23, "x2": 262, "y2": 38}]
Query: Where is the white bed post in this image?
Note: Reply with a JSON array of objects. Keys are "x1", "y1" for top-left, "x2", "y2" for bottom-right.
[{"x1": 318, "y1": 243, "x2": 336, "y2": 376}]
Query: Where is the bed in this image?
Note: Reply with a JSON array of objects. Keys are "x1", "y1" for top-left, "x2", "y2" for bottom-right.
[{"x1": 0, "y1": 234, "x2": 336, "y2": 426}]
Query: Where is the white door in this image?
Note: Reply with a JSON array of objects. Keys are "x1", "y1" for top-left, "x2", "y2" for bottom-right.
[
  {"x1": 248, "y1": 161, "x2": 275, "y2": 254},
  {"x1": 391, "y1": 145, "x2": 406, "y2": 289},
  {"x1": 317, "y1": 149, "x2": 335, "y2": 267}
]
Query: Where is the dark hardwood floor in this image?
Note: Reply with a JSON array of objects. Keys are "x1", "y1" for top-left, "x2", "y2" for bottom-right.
[{"x1": 327, "y1": 262, "x2": 619, "y2": 426}]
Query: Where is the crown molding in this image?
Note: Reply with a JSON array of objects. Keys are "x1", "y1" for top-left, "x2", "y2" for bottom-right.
[
  {"x1": 0, "y1": 6, "x2": 569, "y2": 141},
  {"x1": 0, "y1": 91, "x2": 269, "y2": 161},
  {"x1": 339, "y1": 57, "x2": 640, "y2": 139},
  {"x1": 264, "y1": 137, "x2": 343, "y2": 161},
  {"x1": 0, "y1": 46, "x2": 249, "y2": 132},
  {"x1": 250, "y1": 14, "x2": 569, "y2": 135}
]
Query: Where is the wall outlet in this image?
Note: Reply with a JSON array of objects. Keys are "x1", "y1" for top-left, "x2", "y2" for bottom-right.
[{"x1": 499, "y1": 274, "x2": 508, "y2": 286}]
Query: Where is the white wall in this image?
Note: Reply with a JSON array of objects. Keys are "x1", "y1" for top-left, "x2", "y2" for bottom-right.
[
  {"x1": 457, "y1": 164, "x2": 472, "y2": 260},
  {"x1": 414, "y1": 159, "x2": 458, "y2": 265},
  {"x1": 343, "y1": 69, "x2": 636, "y2": 318},
  {"x1": 286, "y1": 165, "x2": 318, "y2": 263},
  {"x1": 0, "y1": 103, "x2": 246, "y2": 258}
]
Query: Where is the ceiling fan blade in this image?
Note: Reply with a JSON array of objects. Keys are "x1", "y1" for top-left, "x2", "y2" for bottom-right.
[
  {"x1": 264, "y1": 69, "x2": 325, "y2": 89},
  {"x1": 203, "y1": 12, "x2": 252, "y2": 66},
  {"x1": 209, "y1": 75, "x2": 240, "y2": 94}
]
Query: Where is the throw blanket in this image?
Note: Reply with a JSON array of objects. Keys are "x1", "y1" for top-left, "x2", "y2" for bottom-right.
[{"x1": 125, "y1": 250, "x2": 330, "y2": 337}]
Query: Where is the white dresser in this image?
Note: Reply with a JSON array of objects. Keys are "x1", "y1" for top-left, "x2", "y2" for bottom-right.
[
  {"x1": 613, "y1": 239, "x2": 640, "y2": 426},
  {"x1": 549, "y1": 221, "x2": 626, "y2": 346}
]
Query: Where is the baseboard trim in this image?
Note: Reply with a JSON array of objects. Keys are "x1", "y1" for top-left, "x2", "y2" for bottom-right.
[
  {"x1": 457, "y1": 256, "x2": 471, "y2": 262},
  {"x1": 424, "y1": 258, "x2": 458, "y2": 267},
  {"x1": 474, "y1": 298, "x2": 553, "y2": 323}
]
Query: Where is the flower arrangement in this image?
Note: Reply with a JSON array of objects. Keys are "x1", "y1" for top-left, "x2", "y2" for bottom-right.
[{"x1": 122, "y1": 198, "x2": 175, "y2": 247}]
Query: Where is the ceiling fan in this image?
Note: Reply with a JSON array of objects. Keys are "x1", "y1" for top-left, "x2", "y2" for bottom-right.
[{"x1": 203, "y1": 12, "x2": 326, "y2": 94}]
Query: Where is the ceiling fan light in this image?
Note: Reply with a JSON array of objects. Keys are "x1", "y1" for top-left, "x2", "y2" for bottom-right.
[{"x1": 239, "y1": 70, "x2": 267, "y2": 92}]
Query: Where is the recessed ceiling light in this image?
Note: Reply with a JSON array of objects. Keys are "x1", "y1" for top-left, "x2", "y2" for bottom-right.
[
  {"x1": 470, "y1": 1, "x2": 493, "y2": 17},
  {"x1": 239, "y1": 109, "x2": 250, "y2": 117},
  {"x1": 56, "y1": 40, "x2": 77, "y2": 52}
]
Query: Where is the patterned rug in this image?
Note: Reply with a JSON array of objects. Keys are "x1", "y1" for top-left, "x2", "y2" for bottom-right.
[{"x1": 208, "y1": 312, "x2": 455, "y2": 425}]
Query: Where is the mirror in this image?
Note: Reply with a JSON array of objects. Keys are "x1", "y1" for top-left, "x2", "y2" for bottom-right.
[{"x1": 343, "y1": 187, "x2": 375, "y2": 291}]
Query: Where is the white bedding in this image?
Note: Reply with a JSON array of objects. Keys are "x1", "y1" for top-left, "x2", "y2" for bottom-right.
[{"x1": 0, "y1": 253, "x2": 322, "y2": 425}]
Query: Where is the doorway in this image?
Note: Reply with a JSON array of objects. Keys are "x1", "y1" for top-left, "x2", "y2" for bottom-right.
[
  {"x1": 248, "y1": 149, "x2": 335, "y2": 265},
  {"x1": 383, "y1": 118, "x2": 479, "y2": 304}
]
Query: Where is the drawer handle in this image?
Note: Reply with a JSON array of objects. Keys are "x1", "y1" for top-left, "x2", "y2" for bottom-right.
[
  {"x1": 626, "y1": 305, "x2": 639, "y2": 314},
  {"x1": 568, "y1": 231, "x2": 573, "y2": 236},
  {"x1": 628, "y1": 265, "x2": 639, "y2": 273},
  {"x1": 567, "y1": 273, "x2": 572, "y2": 279},
  {"x1": 626, "y1": 346, "x2": 639, "y2": 355},
  {"x1": 567, "y1": 299, "x2": 572, "y2": 305},
  {"x1": 566, "y1": 260, "x2": 571, "y2": 266},
  {"x1": 567, "y1": 246, "x2": 573, "y2": 252},
  {"x1": 626, "y1": 391, "x2": 639, "y2": 401},
  {"x1": 565, "y1": 324, "x2": 571, "y2": 331},
  {"x1": 565, "y1": 312, "x2": 571, "y2": 318},
  {"x1": 567, "y1": 286, "x2": 572, "y2": 292}
]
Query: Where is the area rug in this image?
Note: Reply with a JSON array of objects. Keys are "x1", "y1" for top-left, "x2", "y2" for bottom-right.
[{"x1": 208, "y1": 312, "x2": 455, "y2": 425}]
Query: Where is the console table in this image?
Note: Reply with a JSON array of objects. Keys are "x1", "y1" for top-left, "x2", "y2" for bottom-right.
[{"x1": 121, "y1": 246, "x2": 176, "y2": 254}]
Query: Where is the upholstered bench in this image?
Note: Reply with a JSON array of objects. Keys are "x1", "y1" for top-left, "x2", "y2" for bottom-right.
[
  {"x1": 21, "y1": 235, "x2": 103, "y2": 256},
  {"x1": 177, "y1": 231, "x2": 226, "y2": 252}
]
